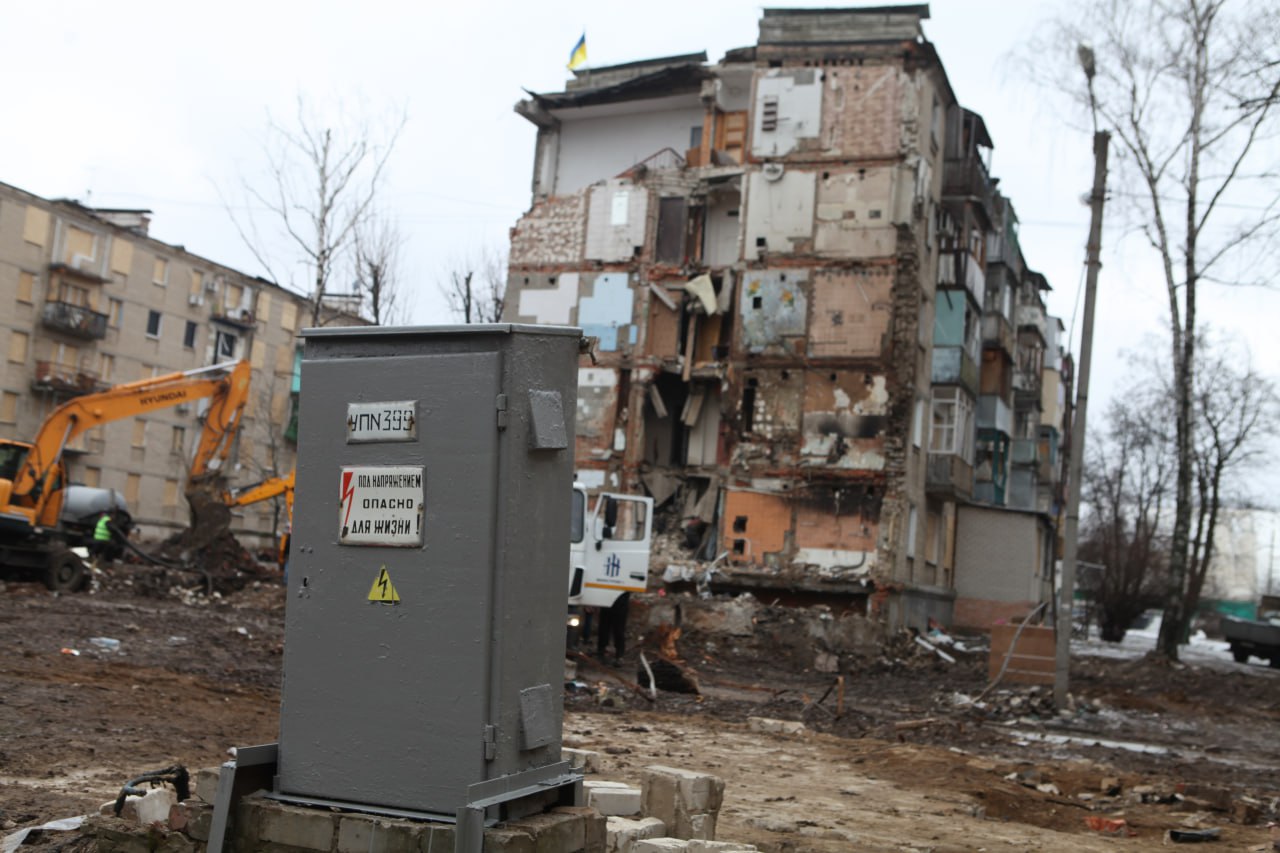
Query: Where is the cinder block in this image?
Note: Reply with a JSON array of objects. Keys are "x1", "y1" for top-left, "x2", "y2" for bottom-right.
[
  {"x1": 587, "y1": 784, "x2": 642, "y2": 817},
  {"x1": 555, "y1": 806, "x2": 606, "y2": 853},
  {"x1": 254, "y1": 801, "x2": 338, "y2": 851},
  {"x1": 641, "y1": 767, "x2": 724, "y2": 841},
  {"x1": 193, "y1": 767, "x2": 221, "y2": 803},
  {"x1": 104, "y1": 787, "x2": 178, "y2": 826},
  {"x1": 746, "y1": 717, "x2": 805, "y2": 736},
  {"x1": 686, "y1": 841, "x2": 759, "y2": 852},
  {"x1": 155, "y1": 831, "x2": 197, "y2": 853},
  {"x1": 168, "y1": 801, "x2": 214, "y2": 841},
  {"x1": 423, "y1": 822, "x2": 457, "y2": 850},
  {"x1": 482, "y1": 827, "x2": 536, "y2": 853},
  {"x1": 607, "y1": 816, "x2": 666, "y2": 853},
  {"x1": 91, "y1": 819, "x2": 153, "y2": 853},
  {"x1": 634, "y1": 840, "x2": 689, "y2": 852},
  {"x1": 563, "y1": 747, "x2": 605, "y2": 773},
  {"x1": 336, "y1": 814, "x2": 422, "y2": 853},
  {"x1": 506, "y1": 809, "x2": 585, "y2": 853}
]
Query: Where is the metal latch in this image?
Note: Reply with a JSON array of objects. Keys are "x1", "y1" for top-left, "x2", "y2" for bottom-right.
[
  {"x1": 496, "y1": 394, "x2": 508, "y2": 431},
  {"x1": 483, "y1": 725, "x2": 497, "y2": 760}
]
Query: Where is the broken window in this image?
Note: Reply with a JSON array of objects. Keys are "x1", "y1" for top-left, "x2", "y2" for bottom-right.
[
  {"x1": 215, "y1": 330, "x2": 238, "y2": 360},
  {"x1": 656, "y1": 198, "x2": 687, "y2": 265},
  {"x1": 742, "y1": 378, "x2": 758, "y2": 433}
]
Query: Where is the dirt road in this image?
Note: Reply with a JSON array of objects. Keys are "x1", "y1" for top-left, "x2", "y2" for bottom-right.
[{"x1": 2, "y1": 571, "x2": 1278, "y2": 851}]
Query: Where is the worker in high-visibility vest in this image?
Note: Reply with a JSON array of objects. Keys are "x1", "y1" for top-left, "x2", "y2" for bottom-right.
[{"x1": 92, "y1": 513, "x2": 113, "y2": 557}]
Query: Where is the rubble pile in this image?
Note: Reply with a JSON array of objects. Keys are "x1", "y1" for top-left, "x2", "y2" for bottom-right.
[
  {"x1": 948, "y1": 685, "x2": 1103, "y2": 721},
  {"x1": 151, "y1": 481, "x2": 275, "y2": 594},
  {"x1": 871, "y1": 628, "x2": 979, "y2": 674}
]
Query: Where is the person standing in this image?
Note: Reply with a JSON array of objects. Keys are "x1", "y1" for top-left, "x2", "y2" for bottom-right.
[
  {"x1": 91, "y1": 512, "x2": 113, "y2": 559},
  {"x1": 596, "y1": 592, "x2": 630, "y2": 666}
]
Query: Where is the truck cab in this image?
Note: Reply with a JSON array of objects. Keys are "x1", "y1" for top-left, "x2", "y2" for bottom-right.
[{"x1": 568, "y1": 482, "x2": 653, "y2": 609}]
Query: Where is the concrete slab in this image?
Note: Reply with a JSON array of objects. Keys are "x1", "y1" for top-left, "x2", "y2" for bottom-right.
[
  {"x1": 102, "y1": 787, "x2": 178, "y2": 826},
  {"x1": 640, "y1": 767, "x2": 724, "y2": 841},
  {"x1": 586, "y1": 783, "x2": 642, "y2": 817},
  {"x1": 746, "y1": 717, "x2": 806, "y2": 736},
  {"x1": 606, "y1": 816, "x2": 666, "y2": 853}
]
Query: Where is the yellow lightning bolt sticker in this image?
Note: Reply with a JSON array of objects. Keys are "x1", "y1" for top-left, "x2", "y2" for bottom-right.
[{"x1": 368, "y1": 566, "x2": 401, "y2": 604}]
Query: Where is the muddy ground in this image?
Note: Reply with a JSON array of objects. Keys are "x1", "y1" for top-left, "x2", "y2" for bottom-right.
[{"x1": 2, "y1": 566, "x2": 1279, "y2": 851}]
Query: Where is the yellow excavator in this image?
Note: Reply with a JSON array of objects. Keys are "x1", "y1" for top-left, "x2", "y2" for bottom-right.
[
  {"x1": 223, "y1": 468, "x2": 295, "y2": 567},
  {"x1": 0, "y1": 361, "x2": 250, "y2": 591}
]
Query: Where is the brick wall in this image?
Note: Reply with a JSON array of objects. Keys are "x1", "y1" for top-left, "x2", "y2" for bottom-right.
[
  {"x1": 509, "y1": 192, "x2": 587, "y2": 267},
  {"x1": 723, "y1": 489, "x2": 791, "y2": 565},
  {"x1": 808, "y1": 268, "x2": 894, "y2": 357},
  {"x1": 820, "y1": 65, "x2": 904, "y2": 160}
]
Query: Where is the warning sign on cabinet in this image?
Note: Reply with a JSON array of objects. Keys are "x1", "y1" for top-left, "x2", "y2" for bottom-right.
[{"x1": 339, "y1": 466, "x2": 425, "y2": 547}]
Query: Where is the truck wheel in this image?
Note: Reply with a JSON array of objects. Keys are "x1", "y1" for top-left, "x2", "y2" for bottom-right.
[
  {"x1": 46, "y1": 549, "x2": 87, "y2": 593},
  {"x1": 1270, "y1": 655, "x2": 1280, "y2": 670},
  {"x1": 1232, "y1": 647, "x2": 1249, "y2": 664}
]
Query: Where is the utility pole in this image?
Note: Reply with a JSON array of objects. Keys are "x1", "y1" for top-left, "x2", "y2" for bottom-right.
[{"x1": 1055, "y1": 127, "x2": 1110, "y2": 711}]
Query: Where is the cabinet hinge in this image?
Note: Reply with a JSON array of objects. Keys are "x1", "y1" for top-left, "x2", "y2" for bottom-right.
[{"x1": 483, "y1": 724, "x2": 497, "y2": 761}]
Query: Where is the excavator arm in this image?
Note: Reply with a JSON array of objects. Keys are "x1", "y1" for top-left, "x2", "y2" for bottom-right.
[
  {"x1": 6, "y1": 361, "x2": 251, "y2": 525},
  {"x1": 225, "y1": 469, "x2": 295, "y2": 516}
]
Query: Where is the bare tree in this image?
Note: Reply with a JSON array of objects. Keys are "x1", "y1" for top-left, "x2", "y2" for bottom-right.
[
  {"x1": 1182, "y1": 346, "x2": 1279, "y2": 632},
  {"x1": 1029, "y1": 1, "x2": 1280, "y2": 658},
  {"x1": 1080, "y1": 386, "x2": 1173, "y2": 641},
  {"x1": 354, "y1": 211, "x2": 405, "y2": 326},
  {"x1": 227, "y1": 95, "x2": 405, "y2": 326},
  {"x1": 441, "y1": 249, "x2": 507, "y2": 324},
  {"x1": 1081, "y1": 344, "x2": 1278, "y2": 642}
]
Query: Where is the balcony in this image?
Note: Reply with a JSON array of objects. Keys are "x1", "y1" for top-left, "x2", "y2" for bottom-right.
[
  {"x1": 981, "y1": 313, "x2": 1015, "y2": 357},
  {"x1": 1015, "y1": 304, "x2": 1048, "y2": 342},
  {"x1": 1007, "y1": 468, "x2": 1037, "y2": 511},
  {"x1": 41, "y1": 301, "x2": 108, "y2": 340},
  {"x1": 941, "y1": 156, "x2": 994, "y2": 219},
  {"x1": 937, "y1": 250, "x2": 985, "y2": 306},
  {"x1": 977, "y1": 394, "x2": 1013, "y2": 436},
  {"x1": 1010, "y1": 438, "x2": 1038, "y2": 466},
  {"x1": 211, "y1": 308, "x2": 257, "y2": 329},
  {"x1": 926, "y1": 452, "x2": 973, "y2": 500},
  {"x1": 930, "y1": 346, "x2": 979, "y2": 397},
  {"x1": 31, "y1": 361, "x2": 109, "y2": 397}
]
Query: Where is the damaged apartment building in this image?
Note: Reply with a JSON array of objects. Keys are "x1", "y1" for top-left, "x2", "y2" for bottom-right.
[{"x1": 504, "y1": 6, "x2": 1071, "y2": 630}]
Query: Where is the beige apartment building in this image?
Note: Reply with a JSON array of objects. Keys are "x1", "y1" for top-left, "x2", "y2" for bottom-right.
[{"x1": 0, "y1": 180, "x2": 317, "y2": 545}]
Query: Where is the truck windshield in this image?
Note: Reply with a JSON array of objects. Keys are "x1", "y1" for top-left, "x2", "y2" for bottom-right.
[{"x1": 570, "y1": 490, "x2": 585, "y2": 543}]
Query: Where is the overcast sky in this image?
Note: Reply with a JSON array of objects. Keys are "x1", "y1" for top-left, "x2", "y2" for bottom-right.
[{"x1": 3, "y1": 0, "x2": 1276, "y2": 503}]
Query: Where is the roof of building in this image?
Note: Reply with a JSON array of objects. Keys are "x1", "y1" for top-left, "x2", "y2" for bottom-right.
[
  {"x1": 759, "y1": 4, "x2": 931, "y2": 44},
  {"x1": 0, "y1": 179, "x2": 307, "y2": 302},
  {"x1": 531, "y1": 52, "x2": 711, "y2": 109}
]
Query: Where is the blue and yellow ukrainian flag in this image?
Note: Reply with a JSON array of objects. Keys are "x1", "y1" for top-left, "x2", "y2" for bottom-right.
[{"x1": 567, "y1": 33, "x2": 587, "y2": 70}]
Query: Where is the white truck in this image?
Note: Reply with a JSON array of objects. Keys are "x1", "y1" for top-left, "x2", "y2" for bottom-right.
[{"x1": 567, "y1": 483, "x2": 653, "y2": 611}]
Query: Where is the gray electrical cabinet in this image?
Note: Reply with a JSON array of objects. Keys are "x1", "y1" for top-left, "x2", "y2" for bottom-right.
[{"x1": 275, "y1": 325, "x2": 582, "y2": 844}]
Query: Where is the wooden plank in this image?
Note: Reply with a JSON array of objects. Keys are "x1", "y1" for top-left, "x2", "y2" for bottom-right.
[{"x1": 989, "y1": 625, "x2": 1055, "y2": 685}]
